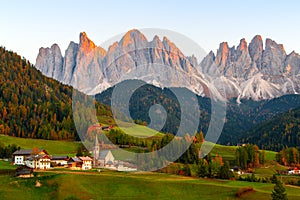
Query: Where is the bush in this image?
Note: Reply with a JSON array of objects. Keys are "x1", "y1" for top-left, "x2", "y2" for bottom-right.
[
  {"x1": 271, "y1": 181, "x2": 287, "y2": 200},
  {"x1": 236, "y1": 187, "x2": 254, "y2": 197}
]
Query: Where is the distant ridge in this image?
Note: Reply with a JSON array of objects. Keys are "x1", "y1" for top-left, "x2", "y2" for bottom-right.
[{"x1": 36, "y1": 30, "x2": 300, "y2": 101}]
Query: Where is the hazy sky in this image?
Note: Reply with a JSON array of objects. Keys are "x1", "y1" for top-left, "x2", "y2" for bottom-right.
[{"x1": 1, "y1": 0, "x2": 300, "y2": 63}]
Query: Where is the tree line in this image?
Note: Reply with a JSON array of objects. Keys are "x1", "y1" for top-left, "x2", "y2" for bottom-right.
[
  {"x1": 0, "y1": 143, "x2": 20, "y2": 158},
  {"x1": 0, "y1": 47, "x2": 112, "y2": 141},
  {"x1": 236, "y1": 144, "x2": 265, "y2": 169},
  {"x1": 276, "y1": 147, "x2": 300, "y2": 166}
]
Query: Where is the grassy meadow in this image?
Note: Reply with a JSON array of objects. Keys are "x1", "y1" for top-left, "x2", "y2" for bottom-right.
[
  {"x1": 0, "y1": 170, "x2": 300, "y2": 200},
  {"x1": 0, "y1": 133, "x2": 298, "y2": 200},
  {"x1": 0, "y1": 134, "x2": 80, "y2": 155}
]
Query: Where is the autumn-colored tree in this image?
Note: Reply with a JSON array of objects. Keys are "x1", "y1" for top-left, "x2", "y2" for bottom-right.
[{"x1": 32, "y1": 147, "x2": 39, "y2": 155}]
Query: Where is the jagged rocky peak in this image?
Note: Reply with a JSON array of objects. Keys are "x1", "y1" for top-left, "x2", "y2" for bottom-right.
[
  {"x1": 284, "y1": 50, "x2": 300, "y2": 75},
  {"x1": 264, "y1": 38, "x2": 287, "y2": 58},
  {"x1": 79, "y1": 32, "x2": 96, "y2": 49},
  {"x1": 150, "y1": 35, "x2": 163, "y2": 48},
  {"x1": 215, "y1": 42, "x2": 229, "y2": 67},
  {"x1": 35, "y1": 43, "x2": 63, "y2": 80},
  {"x1": 265, "y1": 38, "x2": 285, "y2": 51},
  {"x1": 162, "y1": 36, "x2": 185, "y2": 56},
  {"x1": 248, "y1": 35, "x2": 263, "y2": 67},
  {"x1": 200, "y1": 50, "x2": 216, "y2": 75},
  {"x1": 237, "y1": 38, "x2": 248, "y2": 51},
  {"x1": 35, "y1": 31, "x2": 300, "y2": 101},
  {"x1": 262, "y1": 38, "x2": 287, "y2": 75},
  {"x1": 78, "y1": 32, "x2": 107, "y2": 58},
  {"x1": 62, "y1": 41, "x2": 79, "y2": 84},
  {"x1": 120, "y1": 29, "x2": 148, "y2": 49}
]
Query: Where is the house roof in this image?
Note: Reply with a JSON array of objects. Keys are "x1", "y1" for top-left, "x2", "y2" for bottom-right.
[
  {"x1": 51, "y1": 156, "x2": 69, "y2": 160},
  {"x1": 79, "y1": 156, "x2": 93, "y2": 161},
  {"x1": 102, "y1": 126, "x2": 111, "y2": 130},
  {"x1": 26, "y1": 154, "x2": 50, "y2": 161},
  {"x1": 26, "y1": 156, "x2": 35, "y2": 161},
  {"x1": 69, "y1": 157, "x2": 82, "y2": 163},
  {"x1": 13, "y1": 149, "x2": 45, "y2": 155},
  {"x1": 99, "y1": 150, "x2": 111, "y2": 160}
]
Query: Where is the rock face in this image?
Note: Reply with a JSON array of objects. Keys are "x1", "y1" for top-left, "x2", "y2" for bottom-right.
[
  {"x1": 36, "y1": 44, "x2": 63, "y2": 80},
  {"x1": 200, "y1": 35, "x2": 300, "y2": 101},
  {"x1": 35, "y1": 30, "x2": 300, "y2": 101}
]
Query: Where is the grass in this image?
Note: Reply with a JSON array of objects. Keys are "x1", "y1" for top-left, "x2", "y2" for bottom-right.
[
  {"x1": 0, "y1": 170, "x2": 300, "y2": 200},
  {"x1": 0, "y1": 160, "x2": 17, "y2": 170},
  {"x1": 114, "y1": 124, "x2": 165, "y2": 138},
  {"x1": 199, "y1": 143, "x2": 277, "y2": 163},
  {"x1": 210, "y1": 144, "x2": 238, "y2": 161},
  {"x1": 263, "y1": 150, "x2": 277, "y2": 161},
  {"x1": 254, "y1": 161, "x2": 287, "y2": 176},
  {"x1": 98, "y1": 114, "x2": 165, "y2": 138},
  {"x1": 0, "y1": 134, "x2": 80, "y2": 155}
]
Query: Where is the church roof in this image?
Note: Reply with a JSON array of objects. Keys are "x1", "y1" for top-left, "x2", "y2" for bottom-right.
[{"x1": 99, "y1": 150, "x2": 111, "y2": 160}]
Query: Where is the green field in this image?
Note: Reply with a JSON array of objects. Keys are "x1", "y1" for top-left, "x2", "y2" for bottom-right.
[
  {"x1": 0, "y1": 135, "x2": 80, "y2": 155},
  {"x1": 201, "y1": 143, "x2": 276, "y2": 162},
  {"x1": 254, "y1": 161, "x2": 288, "y2": 176},
  {"x1": 0, "y1": 160, "x2": 17, "y2": 170},
  {"x1": 98, "y1": 114, "x2": 165, "y2": 138},
  {"x1": 0, "y1": 134, "x2": 292, "y2": 200},
  {"x1": 120, "y1": 124, "x2": 165, "y2": 138},
  {"x1": 0, "y1": 134, "x2": 277, "y2": 162},
  {"x1": 0, "y1": 170, "x2": 299, "y2": 200}
]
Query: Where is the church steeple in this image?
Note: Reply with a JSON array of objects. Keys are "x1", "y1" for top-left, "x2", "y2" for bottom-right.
[{"x1": 93, "y1": 134, "x2": 100, "y2": 166}]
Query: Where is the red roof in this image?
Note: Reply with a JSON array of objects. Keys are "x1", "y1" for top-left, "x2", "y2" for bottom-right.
[{"x1": 79, "y1": 156, "x2": 93, "y2": 161}]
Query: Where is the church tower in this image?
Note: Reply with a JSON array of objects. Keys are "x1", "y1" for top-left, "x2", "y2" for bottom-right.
[{"x1": 93, "y1": 134, "x2": 100, "y2": 166}]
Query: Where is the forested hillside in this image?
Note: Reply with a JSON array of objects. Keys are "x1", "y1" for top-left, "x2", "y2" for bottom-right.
[
  {"x1": 242, "y1": 107, "x2": 300, "y2": 151},
  {"x1": 0, "y1": 47, "x2": 78, "y2": 140},
  {"x1": 1, "y1": 46, "x2": 299, "y2": 151},
  {"x1": 96, "y1": 83, "x2": 300, "y2": 146}
]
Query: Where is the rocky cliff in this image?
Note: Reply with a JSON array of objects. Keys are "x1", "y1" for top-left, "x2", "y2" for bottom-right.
[{"x1": 36, "y1": 30, "x2": 300, "y2": 101}]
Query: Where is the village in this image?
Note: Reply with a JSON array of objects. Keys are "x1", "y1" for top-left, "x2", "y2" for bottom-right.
[{"x1": 13, "y1": 130, "x2": 137, "y2": 177}]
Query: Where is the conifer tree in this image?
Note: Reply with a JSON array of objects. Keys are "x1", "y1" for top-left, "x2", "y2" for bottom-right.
[{"x1": 271, "y1": 180, "x2": 288, "y2": 200}]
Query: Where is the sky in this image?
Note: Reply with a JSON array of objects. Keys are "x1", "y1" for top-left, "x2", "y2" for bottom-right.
[{"x1": 1, "y1": 0, "x2": 300, "y2": 63}]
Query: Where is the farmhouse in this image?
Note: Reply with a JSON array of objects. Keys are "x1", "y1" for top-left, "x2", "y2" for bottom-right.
[
  {"x1": 80, "y1": 156, "x2": 93, "y2": 170},
  {"x1": 50, "y1": 155, "x2": 69, "y2": 166},
  {"x1": 12, "y1": 149, "x2": 48, "y2": 165},
  {"x1": 288, "y1": 167, "x2": 300, "y2": 175},
  {"x1": 68, "y1": 156, "x2": 93, "y2": 170},
  {"x1": 68, "y1": 157, "x2": 82, "y2": 170},
  {"x1": 25, "y1": 154, "x2": 51, "y2": 170}
]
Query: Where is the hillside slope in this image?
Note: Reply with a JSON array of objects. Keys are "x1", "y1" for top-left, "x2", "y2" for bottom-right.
[
  {"x1": 96, "y1": 82, "x2": 300, "y2": 145},
  {"x1": 241, "y1": 107, "x2": 300, "y2": 151},
  {"x1": 0, "y1": 47, "x2": 78, "y2": 140}
]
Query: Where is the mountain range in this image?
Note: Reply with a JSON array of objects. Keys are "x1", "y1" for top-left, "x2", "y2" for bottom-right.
[
  {"x1": 36, "y1": 29, "x2": 300, "y2": 101},
  {"x1": 1, "y1": 36, "x2": 300, "y2": 150}
]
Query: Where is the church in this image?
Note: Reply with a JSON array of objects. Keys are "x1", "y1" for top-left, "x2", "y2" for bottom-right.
[{"x1": 93, "y1": 134, "x2": 115, "y2": 168}]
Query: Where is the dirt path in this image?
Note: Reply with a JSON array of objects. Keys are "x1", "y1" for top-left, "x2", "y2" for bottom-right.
[{"x1": 286, "y1": 184, "x2": 300, "y2": 189}]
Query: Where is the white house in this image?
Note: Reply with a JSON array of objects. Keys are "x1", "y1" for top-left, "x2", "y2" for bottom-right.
[
  {"x1": 12, "y1": 149, "x2": 48, "y2": 165},
  {"x1": 25, "y1": 154, "x2": 51, "y2": 170},
  {"x1": 288, "y1": 168, "x2": 300, "y2": 175},
  {"x1": 79, "y1": 156, "x2": 93, "y2": 170},
  {"x1": 50, "y1": 156, "x2": 69, "y2": 166},
  {"x1": 99, "y1": 150, "x2": 115, "y2": 167}
]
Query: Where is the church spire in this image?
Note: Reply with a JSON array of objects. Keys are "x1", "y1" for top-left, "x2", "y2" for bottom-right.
[
  {"x1": 94, "y1": 133, "x2": 100, "y2": 166},
  {"x1": 95, "y1": 133, "x2": 99, "y2": 147}
]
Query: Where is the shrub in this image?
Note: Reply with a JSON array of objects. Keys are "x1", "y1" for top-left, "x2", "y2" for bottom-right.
[{"x1": 236, "y1": 187, "x2": 254, "y2": 197}]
